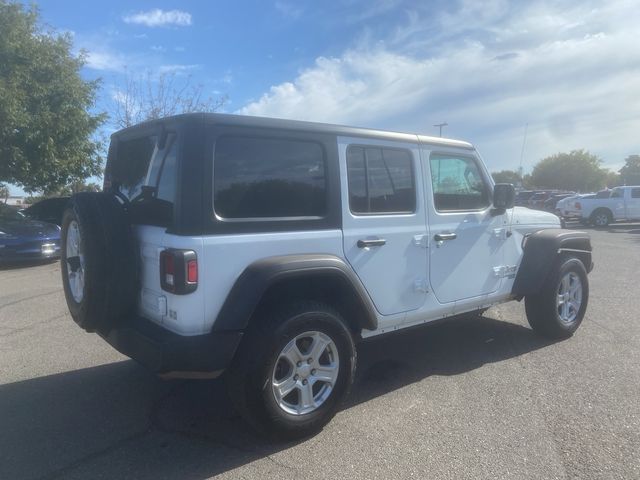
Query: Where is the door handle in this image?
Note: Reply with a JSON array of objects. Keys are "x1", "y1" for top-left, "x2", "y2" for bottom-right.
[
  {"x1": 434, "y1": 232, "x2": 457, "y2": 242},
  {"x1": 357, "y1": 238, "x2": 386, "y2": 248}
]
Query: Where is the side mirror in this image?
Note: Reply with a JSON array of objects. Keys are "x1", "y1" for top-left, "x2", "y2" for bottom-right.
[{"x1": 493, "y1": 183, "x2": 515, "y2": 210}]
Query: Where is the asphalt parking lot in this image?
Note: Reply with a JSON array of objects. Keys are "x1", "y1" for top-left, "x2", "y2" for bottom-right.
[{"x1": 1, "y1": 224, "x2": 639, "y2": 480}]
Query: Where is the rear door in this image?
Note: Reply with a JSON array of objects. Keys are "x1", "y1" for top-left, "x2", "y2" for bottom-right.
[
  {"x1": 628, "y1": 188, "x2": 640, "y2": 219},
  {"x1": 339, "y1": 137, "x2": 428, "y2": 317}
]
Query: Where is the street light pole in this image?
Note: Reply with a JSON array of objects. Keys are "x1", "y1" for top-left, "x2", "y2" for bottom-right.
[{"x1": 433, "y1": 122, "x2": 448, "y2": 137}]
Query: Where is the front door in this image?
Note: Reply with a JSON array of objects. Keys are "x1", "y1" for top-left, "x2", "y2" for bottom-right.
[
  {"x1": 339, "y1": 138, "x2": 428, "y2": 316},
  {"x1": 424, "y1": 150, "x2": 506, "y2": 304}
]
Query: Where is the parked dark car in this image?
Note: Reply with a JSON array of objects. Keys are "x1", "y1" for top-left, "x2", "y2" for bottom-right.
[
  {"x1": 543, "y1": 193, "x2": 574, "y2": 212},
  {"x1": 528, "y1": 191, "x2": 555, "y2": 209},
  {"x1": 0, "y1": 203, "x2": 61, "y2": 262},
  {"x1": 515, "y1": 190, "x2": 537, "y2": 206},
  {"x1": 21, "y1": 196, "x2": 70, "y2": 226}
]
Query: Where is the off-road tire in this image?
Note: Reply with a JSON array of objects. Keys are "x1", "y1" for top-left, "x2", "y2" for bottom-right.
[
  {"x1": 60, "y1": 192, "x2": 138, "y2": 332},
  {"x1": 226, "y1": 301, "x2": 356, "y2": 440},
  {"x1": 525, "y1": 256, "x2": 589, "y2": 339}
]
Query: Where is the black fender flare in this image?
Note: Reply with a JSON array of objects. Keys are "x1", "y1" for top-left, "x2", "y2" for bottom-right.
[
  {"x1": 512, "y1": 228, "x2": 593, "y2": 299},
  {"x1": 212, "y1": 254, "x2": 378, "y2": 332}
]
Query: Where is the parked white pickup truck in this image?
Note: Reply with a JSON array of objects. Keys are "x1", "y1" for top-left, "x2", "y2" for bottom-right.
[{"x1": 577, "y1": 186, "x2": 640, "y2": 226}]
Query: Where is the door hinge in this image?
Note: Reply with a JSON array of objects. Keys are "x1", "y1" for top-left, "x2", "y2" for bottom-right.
[
  {"x1": 414, "y1": 278, "x2": 429, "y2": 293},
  {"x1": 413, "y1": 234, "x2": 429, "y2": 248},
  {"x1": 492, "y1": 228, "x2": 506, "y2": 238},
  {"x1": 493, "y1": 265, "x2": 517, "y2": 278}
]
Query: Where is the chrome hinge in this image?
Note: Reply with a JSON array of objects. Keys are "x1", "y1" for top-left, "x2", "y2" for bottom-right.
[
  {"x1": 414, "y1": 278, "x2": 429, "y2": 293},
  {"x1": 413, "y1": 234, "x2": 429, "y2": 248},
  {"x1": 493, "y1": 265, "x2": 517, "y2": 278},
  {"x1": 492, "y1": 228, "x2": 506, "y2": 238}
]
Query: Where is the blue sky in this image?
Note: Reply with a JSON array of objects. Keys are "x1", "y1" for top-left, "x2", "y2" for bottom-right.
[{"x1": 9, "y1": 0, "x2": 640, "y2": 195}]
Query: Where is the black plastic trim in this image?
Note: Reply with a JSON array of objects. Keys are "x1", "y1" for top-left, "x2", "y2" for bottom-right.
[
  {"x1": 512, "y1": 228, "x2": 593, "y2": 298},
  {"x1": 99, "y1": 315, "x2": 242, "y2": 375},
  {"x1": 213, "y1": 254, "x2": 378, "y2": 332}
]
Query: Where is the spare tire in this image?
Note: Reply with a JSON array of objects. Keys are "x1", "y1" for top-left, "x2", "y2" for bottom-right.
[{"x1": 60, "y1": 192, "x2": 138, "y2": 332}]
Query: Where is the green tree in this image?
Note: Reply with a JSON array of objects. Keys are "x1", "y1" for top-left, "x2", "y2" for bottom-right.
[
  {"x1": 605, "y1": 170, "x2": 621, "y2": 188},
  {"x1": 530, "y1": 150, "x2": 608, "y2": 192},
  {"x1": 619, "y1": 154, "x2": 640, "y2": 185},
  {"x1": 491, "y1": 170, "x2": 521, "y2": 185},
  {"x1": 0, "y1": 1, "x2": 106, "y2": 193},
  {"x1": 0, "y1": 183, "x2": 9, "y2": 203}
]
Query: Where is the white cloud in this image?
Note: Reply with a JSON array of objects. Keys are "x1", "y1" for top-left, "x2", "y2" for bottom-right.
[
  {"x1": 123, "y1": 9, "x2": 192, "y2": 27},
  {"x1": 274, "y1": 1, "x2": 303, "y2": 19},
  {"x1": 239, "y1": 0, "x2": 640, "y2": 171},
  {"x1": 158, "y1": 64, "x2": 200, "y2": 75},
  {"x1": 84, "y1": 49, "x2": 129, "y2": 72}
]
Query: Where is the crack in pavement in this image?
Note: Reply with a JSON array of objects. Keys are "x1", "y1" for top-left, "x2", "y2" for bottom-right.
[
  {"x1": 35, "y1": 429, "x2": 152, "y2": 480},
  {"x1": 0, "y1": 314, "x2": 67, "y2": 338},
  {"x1": 0, "y1": 290, "x2": 60, "y2": 311}
]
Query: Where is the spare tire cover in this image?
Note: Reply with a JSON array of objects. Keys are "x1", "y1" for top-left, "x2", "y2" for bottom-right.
[{"x1": 60, "y1": 192, "x2": 138, "y2": 332}]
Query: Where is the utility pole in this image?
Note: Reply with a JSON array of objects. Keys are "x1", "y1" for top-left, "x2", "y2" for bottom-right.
[{"x1": 433, "y1": 122, "x2": 448, "y2": 137}]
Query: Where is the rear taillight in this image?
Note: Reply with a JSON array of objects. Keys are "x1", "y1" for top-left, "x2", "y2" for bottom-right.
[
  {"x1": 160, "y1": 249, "x2": 198, "y2": 294},
  {"x1": 575, "y1": 202, "x2": 581, "y2": 210}
]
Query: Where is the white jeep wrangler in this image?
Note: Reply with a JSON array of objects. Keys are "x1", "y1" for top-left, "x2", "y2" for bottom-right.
[{"x1": 61, "y1": 113, "x2": 593, "y2": 439}]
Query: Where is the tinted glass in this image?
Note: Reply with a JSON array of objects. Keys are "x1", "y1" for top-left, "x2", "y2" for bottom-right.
[
  {"x1": 347, "y1": 146, "x2": 415, "y2": 214},
  {"x1": 111, "y1": 136, "x2": 157, "y2": 200},
  {"x1": 632, "y1": 188, "x2": 640, "y2": 199},
  {"x1": 0, "y1": 204, "x2": 24, "y2": 221},
  {"x1": 156, "y1": 135, "x2": 178, "y2": 204},
  {"x1": 429, "y1": 154, "x2": 490, "y2": 211},
  {"x1": 610, "y1": 188, "x2": 623, "y2": 198},
  {"x1": 214, "y1": 136, "x2": 326, "y2": 218}
]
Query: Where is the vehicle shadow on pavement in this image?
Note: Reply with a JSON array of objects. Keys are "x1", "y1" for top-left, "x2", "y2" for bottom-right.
[
  {"x1": 0, "y1": 315, "x2": 556, "y2": 480},
  {"x1": 0, "y1": 259, "x2": 59, "y2": 271}
]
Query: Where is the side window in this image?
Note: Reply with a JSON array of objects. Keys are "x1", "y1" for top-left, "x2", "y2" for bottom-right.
[
  {"x1": 214, "y1": 136, "x2": 326, "y2": 219},
  {"x1": 610, "y1": 188, "x2": 623, "y2": 198},
  {"x1": 429, "y1": 154, "x2": 490, "y2": 211},
  {"x1": 346, "y1": 146, "x2": 415, "y2": 214},
  {"x1": 631, "y1": 188, "x2": 640, "y2": 199},
  {"x1": 112, "y1": 136, "x2": 158, "y2": 200},
  {"x1": 156, "y1": 135, "x2": 178, "y2": 204}
]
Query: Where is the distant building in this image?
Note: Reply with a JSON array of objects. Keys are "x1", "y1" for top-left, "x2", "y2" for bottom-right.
[{"x1": 5, "y1": 196, "x2": 27, "y2": 206}]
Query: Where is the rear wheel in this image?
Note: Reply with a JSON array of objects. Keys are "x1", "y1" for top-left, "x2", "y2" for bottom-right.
[
  {"x1": 227, "y1": 301, "x2": 356, "y2": 440},
  {"x1": 525, "y1": 256, "x2": 589, "y2": 339}
]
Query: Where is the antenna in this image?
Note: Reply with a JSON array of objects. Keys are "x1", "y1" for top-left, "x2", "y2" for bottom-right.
[
  {"x1": 433, "y1": 122, "x2": 448, "y2": 137},
  {"x1": 507, "y1": 123, "x2": 528, "y2": 237}
]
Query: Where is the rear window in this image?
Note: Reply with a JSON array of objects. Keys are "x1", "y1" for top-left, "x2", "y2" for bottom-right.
[
  {"x1": 107, "y1": 133, "x2": 178, "y2": 226},
  {"x1": 110, "y1": 136, "x2": 158, "y2": 200},
  {"x1": 213, "y1": 136, "x2": 327, "y2": 219},
  {"x1": 632, "y1": 188, "x2": 640, "y2": 199}
]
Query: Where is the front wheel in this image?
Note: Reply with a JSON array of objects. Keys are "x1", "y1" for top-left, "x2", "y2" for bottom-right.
[
  {"x1": 525, "y1": 256, "x2": 589, "y2": 339},
  {"x1": 226, "y1": 301, "x2": 356, "y2": 440},
  {"x1": 590, "y1": 209, "x2": 612, "y2": 227}
]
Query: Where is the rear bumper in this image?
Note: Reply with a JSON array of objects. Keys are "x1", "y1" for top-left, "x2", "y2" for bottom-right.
[{"x1": 98, "y1": 316, "x2": 243, "y2": 378}]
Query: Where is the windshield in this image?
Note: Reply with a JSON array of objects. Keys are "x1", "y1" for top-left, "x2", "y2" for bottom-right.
[{"x1": 0, "y1": 204, "x2": 25, "y2": 221}]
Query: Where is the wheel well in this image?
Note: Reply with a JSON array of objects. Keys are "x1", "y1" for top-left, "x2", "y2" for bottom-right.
[{"x1": 251, "y1": 274, "x2": 373, "y2": 335}]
